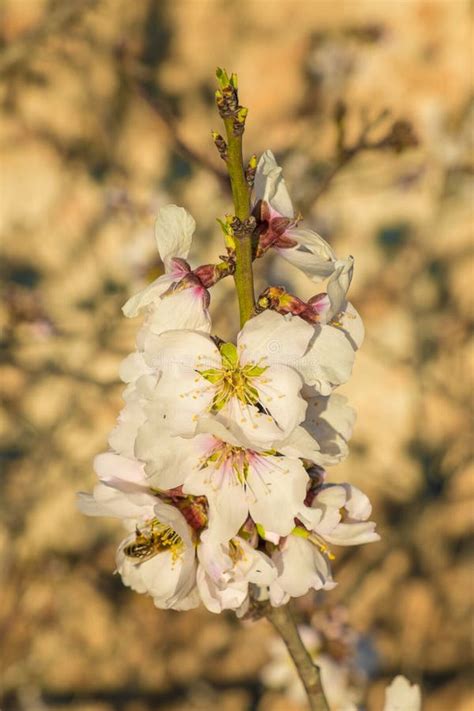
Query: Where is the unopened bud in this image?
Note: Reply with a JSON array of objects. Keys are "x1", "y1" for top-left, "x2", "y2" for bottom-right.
[
  {"x1": 245, "y1": 154, "x2": 257, "y2": 187},
  {"x1": 258, "y1": 286, "x2": 307, "y2": 316},
  {"x1": 211, "y1": 130, "x2": 227, "y2": 160}
]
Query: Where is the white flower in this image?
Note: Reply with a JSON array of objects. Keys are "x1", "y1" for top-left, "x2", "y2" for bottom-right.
[
  {"x1": 77, "y1": 453, "x2": 198, "y2": 610},
  {"x1": 197, "y1": 531, "x2": 276, "y2": 614},
  {"x1": 135, "y1": 417, "x2": 313, "y2": 543},
  {"x1": 122, "y1": 204, "x2": 211, "y2": 335},
  {"x1": 269, "y1": 484, "x2": 379, "y2": 602},
  {"x1": 141, "y1": 310, "x2": 314, "y2": 446},
  {"x1": 254, "y1": 150, "x2": 353, "y2": 314},
  {"x1": 383, "y1": 676, "x2": 422, "y2": 711}
]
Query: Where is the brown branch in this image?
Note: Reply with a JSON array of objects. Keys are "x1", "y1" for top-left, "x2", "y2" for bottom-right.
[
  {"x1": 310, "y1": 105, "x2": 418, "y2": 205},
  {"x1": 265, "y1": 604, "x2": 329, "y2": 711}
]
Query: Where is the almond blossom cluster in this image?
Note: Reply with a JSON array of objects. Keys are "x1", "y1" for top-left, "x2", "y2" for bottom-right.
[{"x1": 78, "y1": 150, "x2": 379, "y2": 615}]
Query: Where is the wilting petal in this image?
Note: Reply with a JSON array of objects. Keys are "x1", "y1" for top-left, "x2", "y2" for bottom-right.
[
  {"x1": 254, "y1": 150, "x2": 294, "y2": 218},
  {"x1": 326, "y1": 257, "x2": 354, "y2": 319}
]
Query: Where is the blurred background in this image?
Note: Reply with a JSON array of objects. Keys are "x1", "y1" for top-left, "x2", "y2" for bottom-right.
[{"x1": 0, "y1": 1, "x2": 472, "y2": 710}]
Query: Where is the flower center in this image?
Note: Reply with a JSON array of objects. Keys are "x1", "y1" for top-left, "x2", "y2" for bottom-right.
[
  {"x1": 198, "y1": 342, "x2": 267, "y2": 412},
  {"x1": 293, "y1": 525, "x2": 335, "y2": 560},
  {"x1": 201, "y1": 440, "x2": 250, "y2": 484},
  {"x1": 124, "y1": 518, "x2": 184, "y2": 563}
]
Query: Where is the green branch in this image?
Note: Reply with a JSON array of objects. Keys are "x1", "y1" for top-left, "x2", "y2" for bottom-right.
[{"x1": 215, "y1": 69, "x2": 255, "y2": 327}]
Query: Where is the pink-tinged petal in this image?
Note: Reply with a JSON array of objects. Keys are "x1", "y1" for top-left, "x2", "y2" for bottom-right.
[
  {"x1": 238, "y1": 310, "x2": 313, "y2": 366},
  {"x1": 247, "y1": 455, "x2": 308, "y2": 536},
  {"x1": 154, "y1": 204, "x2": 196, "y2": 267},
  {"x1": 254, "y1": 150, "x2": 294, "y2": 218}
]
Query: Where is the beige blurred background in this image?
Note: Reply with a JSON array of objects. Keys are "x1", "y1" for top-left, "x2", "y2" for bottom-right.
[{"x1": 0, "y1": 1, "x2": 472, "y2": 710}]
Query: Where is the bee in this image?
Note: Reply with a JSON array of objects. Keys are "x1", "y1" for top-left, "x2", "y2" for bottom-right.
[{"x1": 123, "y1": 520, "x2": 183, "y2": 564}]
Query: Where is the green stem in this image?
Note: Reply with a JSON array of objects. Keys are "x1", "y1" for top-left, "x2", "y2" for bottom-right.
[
  {"x1": 265, "y1": 604, "x2": 329, "y2": 711},
  {"x1": 222, "y1": 117, "x2": 255, "y2": 326}
]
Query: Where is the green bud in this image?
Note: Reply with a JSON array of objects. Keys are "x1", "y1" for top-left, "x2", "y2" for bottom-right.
[
  {"x1": 219, "y1": 342, "x2": 239, "y2": 368},
  {"x1": 216, "y1": 67, "x2": 230, "y2": 87}
]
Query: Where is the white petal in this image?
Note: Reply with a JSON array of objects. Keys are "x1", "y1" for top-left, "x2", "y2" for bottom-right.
[
  {"x1": 271, "y1": 536, "x2": 335, "y2": 597},
  {"x1": 247, "y1": 455, "x2": 308, "y2": 536},
  {"x1": 77, "y1": 484, "x2": 155, "y2": 520},
  {"x1": 134, "y1": 422, "x2": 194, "y2": 489},
  {"x1": 342, "y1": 484, "x2": 373, "y2": 520},
  {"x1": 383, "y1": 676, "x2": 422, "y2": 711},
  {"x1": 155, "y1": 204, "x2": 196, "y2": 266},
  {"x1": 143, "y1": 330, "x2": 219, "y2": 435},
  {"x1": 184, "y1": 465, "x2": 249, "y2": 543},
  {"x1": 338, "y1": 302, "x2": 365, "y2": 350},
  {"x1": 254, "y1": 150, "x2": 294, "y2": 217},
  {"x1": 170, "y1": 586, "x2": 200, "y2": 611},
  {"x1": 275, "y1": 226, "x2": 337, "y2": 283},
  {"x1": 278, "y1": 426, "x2": 321, "y2": 461},
  {"x1": 122, "y1": 273, "x2": 174, "y2": 318},
  {"x1": 143, "y1": 288, "x2": 211, "y2": 336},
  {"x1": 218, "y1": 397, "x2": 284, "y2": 448},
  {"x1": 296, "y1": 324, "x2": 355, "y2": 393},
  {"x1": 255, "y1": 364, "x2": 307, "y2": 440},
  {"x1": 108, "y1": 399, "x2": 147, "y2": 458},
  {"x1": 303, "y1": 394, "x2": 356, "y2": 466},
  {"x1": 238, "y1": 311, "x2": 313, "y2": 367},
  {"x1": 324, "y1": 521, "x2": 380, "y2": 546},
  {"x1": 93, "y1": 452, "x2": 147, "y2": 489},
  {"x1": 143, "y1": 328, "x2": 219, "y2": 373},
  {"x1": 119, "y1": 352, "x2": 152, "y2": 383}
]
